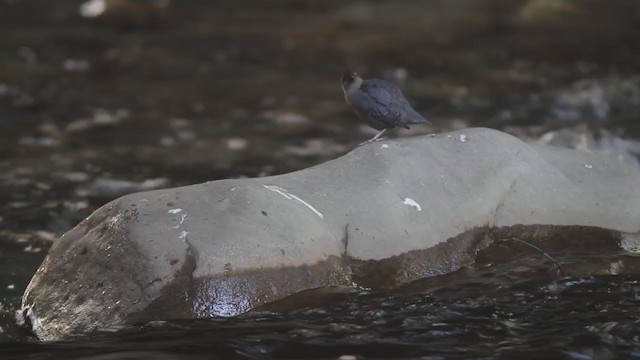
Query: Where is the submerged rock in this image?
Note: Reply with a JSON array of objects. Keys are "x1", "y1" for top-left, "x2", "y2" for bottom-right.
[
  {"x1": 19, "y1": 128, "x2": 640, "y2": 340},
  {"x1": 75, "y1": 177, "x2": 169, "y2": 198},
  {"x1": 514, "y1": 0, "x2": 583, "y2": 27},
  {"x1": 536, "y1": 126, "x2": 640, "y2": 170}
]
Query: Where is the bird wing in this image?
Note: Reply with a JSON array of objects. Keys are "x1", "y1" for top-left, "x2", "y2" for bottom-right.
[
  {"x1": 363, "y1": 79, "x2": 405, "y2": 95},
  {"x1": 361, "y1": 80, "x2": 428, "y2": 126},
  {"x1": 359, "y1": 80, "x2": 401, "y2": 121}
]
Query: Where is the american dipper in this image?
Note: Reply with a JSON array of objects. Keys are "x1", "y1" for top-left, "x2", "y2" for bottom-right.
[{"x1": 341, "y1": 71, "x2": 431, "y2": 143}]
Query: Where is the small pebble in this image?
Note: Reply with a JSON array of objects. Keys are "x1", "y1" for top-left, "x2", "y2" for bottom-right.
[
  {"x1": 226, "y1": 138, "x2": 249, "y2": 151},
  {"x1": 338, "y1": 356, "x2": 358, "y2": 360},
  {"x1": 79, "y1": 0, "x2": 106, "y2": 18}
]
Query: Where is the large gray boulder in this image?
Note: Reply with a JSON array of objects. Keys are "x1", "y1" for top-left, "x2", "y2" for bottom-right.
[{"x1": 19, "y1": 128, "x2": 640, "y2": 340}]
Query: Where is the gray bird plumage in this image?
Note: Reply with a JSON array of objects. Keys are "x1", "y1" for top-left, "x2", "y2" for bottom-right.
[{"x1": 341, "y1": 71, "x2": 430, "y2": 143}]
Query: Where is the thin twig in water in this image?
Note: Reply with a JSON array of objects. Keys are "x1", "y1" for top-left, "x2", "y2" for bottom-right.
[{"x1": 498, "y1": 237, "x2": 566, "y2": 277}]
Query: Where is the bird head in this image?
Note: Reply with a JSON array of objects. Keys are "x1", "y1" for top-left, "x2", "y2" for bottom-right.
[{"x1": 341, "y1": 70, "x2": 363, "y2": 95}]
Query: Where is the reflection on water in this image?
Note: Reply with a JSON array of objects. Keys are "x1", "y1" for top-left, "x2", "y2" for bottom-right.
[{"x1": 1, "y1": 0, "x2": 640, "y2": 357}]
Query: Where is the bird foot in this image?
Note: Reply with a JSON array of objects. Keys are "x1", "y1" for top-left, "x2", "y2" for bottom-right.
[{"x1": 357, "y1": 137, "x2": 388, "y2": 147}]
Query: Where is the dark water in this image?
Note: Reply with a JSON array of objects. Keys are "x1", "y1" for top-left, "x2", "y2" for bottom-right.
[
  {"x1": 2, "y1": 0, "x2": 640, "y2": 358},
  {"x1": 4, "y1": 247, "x2": 640, "y2": 359}
]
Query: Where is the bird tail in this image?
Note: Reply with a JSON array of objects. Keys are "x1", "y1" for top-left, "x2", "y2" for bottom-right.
[{"x1": 405, "y1": 111, "x2": 431, "y2": 125}]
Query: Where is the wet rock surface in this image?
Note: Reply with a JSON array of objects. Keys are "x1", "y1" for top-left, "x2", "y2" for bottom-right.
[{"x1": 19, "y1": 129, "x2": 640, "y2": 340}]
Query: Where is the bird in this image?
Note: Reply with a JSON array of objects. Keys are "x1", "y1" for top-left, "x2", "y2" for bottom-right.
[{"x1": 341, "y1": 70, "x2": 431, "y2": 144}]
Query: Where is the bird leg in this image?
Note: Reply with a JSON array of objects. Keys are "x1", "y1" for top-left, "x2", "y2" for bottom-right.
[
  {"x1": 358, "y1": 129, "x2": 387, "y2": 146},
  {"x1": 371, "y1": 129, "x2": 387, "y2": 141}
]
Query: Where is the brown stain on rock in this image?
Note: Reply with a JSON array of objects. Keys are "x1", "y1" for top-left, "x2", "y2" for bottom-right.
[
  {"x1": 143, "y1": 224, "x2": 628, "y2": 319},
  {"x1": 22, "y1": 220, "x2": 635, "y2": 338},
  {"x1": 22, "y1": 201, "x2": 152, "y2": 338}
]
